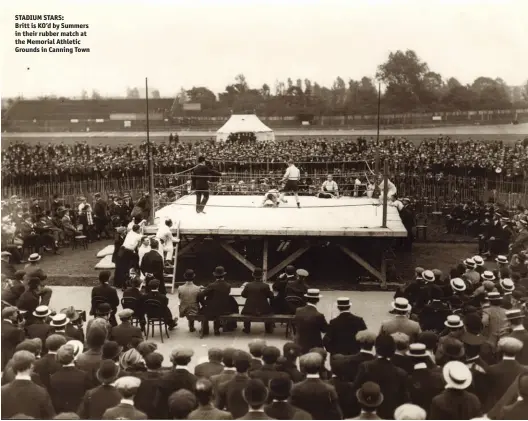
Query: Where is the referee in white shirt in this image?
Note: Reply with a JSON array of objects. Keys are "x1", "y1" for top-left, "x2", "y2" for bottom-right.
[
  {"x1": 318, "y1": 174, "x2": 339, "y2": 198},
  {"x1": 279, "y1": 159, "x2": 301, "y2": 208}
]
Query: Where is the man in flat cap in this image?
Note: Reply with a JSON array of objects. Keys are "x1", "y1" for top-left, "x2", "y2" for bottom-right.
[
  {"x1": 155, "y1": 347, "x2": 198, "y2": 418},
  {"x1": 323, "y1": 297, "x2": 367, "y2": 356},
  {"x1": 293, "y1": 289, "x2": 328, "y2": 354},
  {"x1": 103, "y1": 376, "x2": 146, "y2": 419},
  {"x1": 109, "y1": 308, "x2": 144, "y2": 350},
  {"x1": 1, "y1": 350, "x2": 56, "y2": 419},
  {"x1": 291, "y1": 352, "x2": 342, "y2": 420},
  {"x1": 198, "y1": 266, "x2": 233, "y2": 336},
  {"x1": 241, "y1": 267, "x2": 274, "y2": 334},
  {"x1": 194, "y1": 347, "x2": 225, "y2": 379},
  {"x1": 1, "y1": 306, "x2": 25, "y2": 370},
  {"x1": 284, "y1": 269, "x2": 310, "y2": 310}
]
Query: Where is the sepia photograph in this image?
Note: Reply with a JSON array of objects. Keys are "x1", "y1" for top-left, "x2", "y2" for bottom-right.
[{"x1": 1, "y1": 0, "x2": 528, "y2": 419}]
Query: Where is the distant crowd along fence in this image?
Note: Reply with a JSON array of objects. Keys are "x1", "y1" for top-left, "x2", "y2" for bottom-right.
[{"x1": 2, "y1": 162, "x2": 527, "y2": 210}]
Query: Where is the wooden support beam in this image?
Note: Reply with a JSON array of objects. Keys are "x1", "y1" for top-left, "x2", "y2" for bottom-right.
[
  {"x1": 262, "y1": 238, "x2": 269, "y2": 281},
  {"x1": 337, "y1": 244, "x2": 386, "y2": 284},
  {"x1": 267, "y1": 245, "x2": 310, "y2": 280},
  {"x1": 380, "y1": 250, "x2": 387, "y2": 289},
  {"x1": 178, "y1": 237, "x2": 201, "y2": 256},
  {"x1": 220, "y1": 241, "x2": 256, "y2": 272}
]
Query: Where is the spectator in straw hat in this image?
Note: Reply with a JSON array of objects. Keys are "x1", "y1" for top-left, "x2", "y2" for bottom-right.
[
  {"x1": 103, "y1": 376, "x2": 146, "y2": 419},
  {"x1": 507, "y1": 309, "x2": 528, "y2": 364},
  {"x1": 1, "y1": 350, "x2": 56, "y2": 419},
  {"x1": 26, "y1": 305, "x2": 52, "y2": 346},
  {"x1": 482, "y1": 291, "x2": 509, "y2": 349},
  {"x1": 499, "y1": 278, "x2": 515, "y2": 309},
  {"x1": 49, "y1": 314, "x2": 75, "y2": 341},
  {"x1": 61, "y1": 306, "x2": 85, "y2": 343},
  {"x1": 177, "y1": 269, "x2": 201, "y2": 332},
  {"x1": 293, "y1": 288, "x2": 328, "y2": 354},
  {"x1": 379, "y1": 298, "x2": 421, "y2": 343},
  {"x1": 394, "y1": 404, "x2": 427, "y2": 420},
  {"x1": 78, "y1": 361, "x2": 122, "y2": 420},
  {"x1": 323, "y1": 297, "x2": 367, "y2": 356},
  {"x1": 430, "y1": 361, "x2": 481, "y2": 420}
]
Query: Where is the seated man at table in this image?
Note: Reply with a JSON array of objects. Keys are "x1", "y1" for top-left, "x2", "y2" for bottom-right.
[
  {"x1": 144, "y1": 279, "x2": 177, "y2": 330},
  {"x1": 197, "y1": 266, "x2": 233, "y2": 336},
  {"x1": 241, "y1": 268, "x2": 274, "y2": 334}
]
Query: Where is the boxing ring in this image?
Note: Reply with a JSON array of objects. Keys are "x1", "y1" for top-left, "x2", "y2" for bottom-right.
[{"x1": 145, "y1": 194, "x2": 407, "y2": 290}]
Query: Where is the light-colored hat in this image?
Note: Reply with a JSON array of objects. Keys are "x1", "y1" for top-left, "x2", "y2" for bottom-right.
[
  {"x1": 394, "y1": 403, "x2": 427, "y2": 420},
  {"x1": 170, "y1": 347, "x2": 194, "y2": 362},
  {"x1": 336, "y1": 297, "x2": 351, "y2": 307},
  {"x1": 422, "y1": 270, "x2": 435, "y2": 283},
  {"x1": 66, "y1": 340, "x2": 84, "y2": 358},
  {"x1": 118, "y1": 309, "x2": 134, "y2": 319},
  {"x1": 50, "y1": 314, "x2": 70, "y2": 328},
  {"x1": 487, "y1": 291, "x2": 503, "y2": 302},
  {"x1": 28, "y1": 253, "x2": 41, "y2": 262},
  {"x1": 506, "y1": 309, "x2": 524, "y2": 321},
  {"x1": 496, "y1": 255, "x2": 509, "y2": 265},
  {"x1": 482, "y1": 271, "x2": 495, "y2": 281},
  {"x1": 61, "y1": 306, "x2": 80, "y2": 322},
  {"x1": 498, "y1": 337, "x2": 523, "y2": 355},
  {"x1": 443, "y1": 361, "x2": 472, "y2": 390},
  {"x1": 450, "y1": 278, "x2": 466, "y2": 292},
  {"x1": 406, "y1": 343, "x2": 428, "y2": 358},
  {"x1": 444, "y1": 314, "x2": 464, "y2": 329},
  {"x1": 114, "y1": 376, "x2": 141, "y2": 391},
  {"x1": 464, "y1": 258, "x2": 476, "y2": 269},
  {"x1": 32, "y1": 305, "x2": 51, "y2": 318},
  {"x1": 500, "y1": 278, "x2": 515, "y2": 292},
  {"x1": 304, "y1": 288, "x2": 322, "y2": 299},
  {"x1": 391, "y1": 297, "x2": 411, "y2": 312},
  {"x1": 1, "y1": 251, "x2": 12, "y2": 258},
  {"x1": 472, "y1": 255, "x2": 484, "y2": 266},
  {"x1": 297, "y1": 269, "x2": 309, "y2": 277}
]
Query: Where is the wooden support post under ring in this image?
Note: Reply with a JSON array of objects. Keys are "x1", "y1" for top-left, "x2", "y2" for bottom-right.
[
  {"x1": 338, "y1": 244, "x2": 386, "y2": 285},
  {"x1": 262, "y1": 238, "x2": 269, "y2": 282},
  {"x1": 382, "y1": 160, "x2": 388, "y2": 228},
  {"x1": 169, "y1": 221, "x2": 181, "y2": 294}
]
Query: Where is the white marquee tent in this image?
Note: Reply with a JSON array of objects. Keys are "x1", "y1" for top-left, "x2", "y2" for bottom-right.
[{"x1": 216, "y1": 114, "x2": 275, "y2": 142}]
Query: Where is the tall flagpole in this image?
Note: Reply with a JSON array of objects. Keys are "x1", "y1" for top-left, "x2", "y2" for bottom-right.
[{"x1": 146, "y1": 77, "x2": 155, "y2": 224}]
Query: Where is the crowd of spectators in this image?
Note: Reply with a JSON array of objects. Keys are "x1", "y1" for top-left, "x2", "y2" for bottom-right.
[{"x1": 2, "y1": 136, "x2": 527, "y2": 186}]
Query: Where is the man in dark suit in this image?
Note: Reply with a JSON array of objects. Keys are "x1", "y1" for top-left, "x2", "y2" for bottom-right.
[
  {"x1": 93, "y1": 192, "x2": 109, "y2": 239},
  {"x1": 91, "y1": 270, "x2": 119, "y2": 326},
  {"x1": 328, "y1": 354, "x2": 357, "y2": 418},
  {"x1": 485, "y1": 337, "x2": 528, "y2": 412},
  {"x1": 241, "y1": 267, "x2": 274, "y2": 334},
  {"x1": 281, "y1": 342, "x2": 305, "y2": 383},
  {"x1": 239, "y1": 378, "x2": 274, "y2": 420},
  {"x1": 272, "y1": 265, "x2": 296, "y2": 314},
  {"x1": 144, "y1": 279, "x2": 177, "y2": 329},
  {"x1": 26, "y1": 305, "x2": 53, "y2": 346},
  {"x1": 198, "y1": 266, "x2": 233, "y2": 336},
  {"x1": 33, "y1": 334, "x2": 66, "y2": 391},
  {"x1": 352, "y1": 382, "x2": 385, "y2": 420},
  {"x1": 188, "y1": 378, "x2": 233, "y2": 420},
  {"x1": 216, "y1": 351, "x2": 253, "y2": 418},
  {"x1": 265, "y1": 376, "x2": 312, "y2": 419},
  {"x1": 250, "y1": 346, "x2": 289, "y2": 388},
  {"x1": 78, "y1": 359, "x2": 122, "y2": 419},
  {"x1": 499, "y1": 372, "x2": 528, "y2": 420},
  {"x1": 191, "y1": 156, "x2": 222, "y2": 213},
  {"x1": 1, "y1": 251, "x2": 16, "y2": 279},
  {"x1": 293, "y1": 289, "x2": 328, "y2": 354},
  {"x1": 155, "y1": 347, "x2": 198, "y2": 418},
  {"x1": 194, "y1": 347, "x2": 225, "y2": 379},
  {"x1": 248, "y1": 339, "x2": 266, "y2": 372},
  {"x1": 16, "y1": 277, "x2": 43, "y2": 317},
  {"x1": 62, "y1": 306, "x2": 85, "y2": 343},
  {"x1": 290, "y1": 352, "x2": 342, "y2": 420},
  {"x1": 353, "y1": 334, "x2": 409, "y2": 420},
  {"x1": 123, "y1": 276, "x2": 146, "y2": 330},
  {"x1": 49, "y1": 343, "x2": 92, "y2": 413},
  {"x1": 109, "y1": 309, "x2": 144, "y2": 350},
  {"x1": 134, "y1": 352, "x2": 166, "y2": 419},
  {"x1": 140, "y1": 238, "x2": 166, "y2": 294},
  {"x1": 211, "y1": 348, "x2": 237, "y2": 392},
  {"x1": 1, "y1": 350, "x2": 56, "y2": 419},
  {"x1": 323, "y1": 297, "x2": 367, "y2": 355},
  {"x1": 1, "y1": 306, "x2": 25, "y2": 370},
  {"x1": 507, "y1": 309, "x2": 528, "y2": 364},
  {"x1": 103, "y1": 376, "x2": 147, "y2": 419}
]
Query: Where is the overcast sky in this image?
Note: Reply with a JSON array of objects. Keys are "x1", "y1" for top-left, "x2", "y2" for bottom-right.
[{"x1": 1, "y1": 0, "x2": 527, "y2": 98}]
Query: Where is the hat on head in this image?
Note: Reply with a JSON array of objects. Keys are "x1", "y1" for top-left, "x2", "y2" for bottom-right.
[
  {"x1": 1, "y1": 251, "x2": 12, "y2": 258},
  {"x1": 506, "y1": 309, "x2": 525, "y2": 321},
  {"x1": 136, "y1": 341, "x2": 158, "y2": 357},
  {"x1": 283, "y1": 342, "x2": 301, "y2": 359},
  {"x1": 183, "y1": 269, "x2": 195, "y2": 280},
  {"x1": 102, "y1": 341, "x2": 123, "y2": 360},
  {"x1": 50, "y1": 314, "x2": 70, "y2": 328},
  {"x1": 1, "y1": 306, "x2": 18, "y2": 319},
  {"x1": 496, "y1": 255, "x2": 509, "y2": 265},
  {"x1": 66, "y1": 340, "x2": 84, "y2": 358},
  {"x1": 28, "y1": 253, "x2": 41, "y2": 262},
  {"x1": 482, "y1": 271, "x2": 496, "y2": 281},
  {"x1": 422, "y1": 270, "x2": 435, "y2": 283},
  {"x1": 391, "y1": 297, "x2": 411, "y2": 313},
  {"x1": 114, "y1": 376, "x2": 141, "y2": 392},
  {"x1": 213, "y1": 266, "x2": 226, "y2": 277},
  {"x1": 252, "y1": 267, "x2": 263, "y2": 279},
  {"x1": 120, "y1": 348, "x2": 144, "y2": 370},
  {"x1": 450, "y1": 278, "x2": 466, "y2": 292},
  {"x1": 170, "y1": 347, "x2": 194, "y2": 363},
  {"x1": 97, "y1": 303, "x2": 112, "y2": 315},
  {"x1": 464, "y1": 258, "x2": 476, "y2": 269},
  {"x1": 285, "y1": 265, "x2": 295, "y2": 275},
  {"x1": 394, "y1": 404, "x2": 427, "y2": 420},
  {"x1": 443, "y1": 361, "x2": 472, "y2": 389},
  {"x1": 500, "y1": 278, "x2": 515, "y2": 292},
  {"x1": 118, "y1": 309, "x2": 134, "y2": 320},
  {"x1": 443, "y1": 337, "x2": 465, "y2": 359},
  {"x1": 299, "y1": 352, "x2": 323, "y2": 371},
  {"x1": 297, "y1": 268, "x2": 309, "y2": 277},
  {"x1": 97, "y1": 359, "x2": 120, "y2": 384},
  {"x1": 487, "y1": 291, "x2": 503, "y2": 302},
  {"x1": 406, "y1": 343, "x2": 428, "y2": 358},
  {"x1": 57, "y1": 344, "x2": 75, "y2": 365},
  {"x1": 498, "y1": 337, "x2": 523, "y2": 355},
  {"x1": 445, "y1": 314, "x2": 464, "y2": 329},
  {"x1": 243, "y1": 379, "x2": 269, "y2": 406},
  {"x1": 248, "y1": 339, "x2": 267, "y2": 355},
  {"x1": 304, "y1": 288, "x2": 322, "y2": 299},
  {"x1": 269, "y1": 377, "x2": 293, "y2": 400},
  {"x1": 415, "y1": 267, "x2": 425, "y2": 276},
  {"x1": 60, "y1": 306, "x2": 80, "y2": 322},
  {"x1": 336, "y1": 297, "x2": 350, "y2": 308},
  {"x1": 32, "y1": 305, "x2": 51, "y2": 318},
  {"x1": 432, "y1": 268, "x2": 443, "y2": 278},
  {"x1": 472, "y1": 255, "x2": 484, "y2": 266},
  {"x1": 356, "y1": 381, "x2": 384, "y2": 408}
]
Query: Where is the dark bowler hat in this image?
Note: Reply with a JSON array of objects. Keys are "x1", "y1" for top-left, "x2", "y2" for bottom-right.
[
  {"x1": 97, "y1": 359, "x2": 120, "y2": 384},
  {"x1": 97, "y1": 303, "x2": 112, "y2": 315},
  {"x1": 213, "y1": 266, "x2": 227, "y2": 277},
  {"x1": 356, "y1": 381, "x2": 384, "y2": 408},
  {"x1": 336, "y1": 297, "x2": 351, "y2": 308},
  {"x1": 285, "y1": 265, "x2": 296, "y2": 275},
  {"x1": 253, "y1": 267, "x2": 263, "y2": 279},
  {"x1": 184, "y1": 269, "x2": 195, "y2": 280}
]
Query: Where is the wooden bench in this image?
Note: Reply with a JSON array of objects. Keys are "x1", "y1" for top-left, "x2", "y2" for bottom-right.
[{"x1": 187, "y1": 314, "x2": 295, "y2": 339}]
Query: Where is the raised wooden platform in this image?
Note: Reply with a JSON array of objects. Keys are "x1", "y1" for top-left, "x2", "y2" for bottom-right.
[{"x1": 152, "y1": 195, "x2": 407, "y2": 237}]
